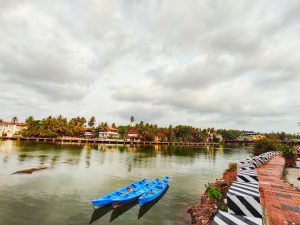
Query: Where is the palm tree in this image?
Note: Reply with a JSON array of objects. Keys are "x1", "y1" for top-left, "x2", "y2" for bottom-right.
[
  {"x1": 0, "y1": 119, "x2": 3, "y2": 122},
  {"x1": 129, "y1": 115, "x2": 135, "y2": 128},
  {"x1": 11, "y1": 116, "x2": 18, "y2": 123},
  {"x1": 88, "y1": 116, "x2": 96, "y2": 128},
  {"x1": 25, "y1": 116, "x2": 34, "y2": 123}
]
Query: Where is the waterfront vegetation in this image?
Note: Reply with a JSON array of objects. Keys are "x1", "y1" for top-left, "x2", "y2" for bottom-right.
[
  {"x1": 18, "y1": 115, "x2": 243, "y2": 142},
  {"x1": 11, "y1": 115, "x2": 298, "y2": 143},
  {"x1": 252, "y1": 137, "x2": 297, "y2": 166}
]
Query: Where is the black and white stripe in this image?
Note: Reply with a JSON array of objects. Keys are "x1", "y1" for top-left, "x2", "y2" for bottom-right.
[
  {"x1": 211, "y1": 211, "x2": 263, "y2": 225},
  {"x1": 239, "y1": 166, "x2": 256, "y2": 171},
  {"x1": 237, "y1": 171, "x2": 258, "y2": 183},
  {"x1": 227, "y1": 182, "x2": 262, "y2": 218}
]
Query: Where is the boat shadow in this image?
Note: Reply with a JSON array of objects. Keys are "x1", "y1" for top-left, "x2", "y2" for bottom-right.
[
  {"x1": 89, "y1": 205, "x2": 112, "y2": 224},
  {"x1": 138, "y1": 185, "x2": 169, "y2": 220},
  {"x1": 109, "y1": 200, "x2": 138, "y2": 222}
]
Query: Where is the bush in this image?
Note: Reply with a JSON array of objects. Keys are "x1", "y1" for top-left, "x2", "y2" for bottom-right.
[
  {"x1": 207, "y1": 186, "x2": 222, "y2": 201},
  {"x1": 278, "y1": 144, "x2": 296, "y2": 159},
  {"x1": 252, "y1": 138, "x2": 277, "y2": 156}
]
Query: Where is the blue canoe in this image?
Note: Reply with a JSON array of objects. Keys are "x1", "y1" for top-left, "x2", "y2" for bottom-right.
[
  {"x1": 111, "y1": 178, "x2": 159, "y2": 206},
  {"x1": 139, "y1": 177, "x2": 169, "y2": 206},
  {"x1": 91, "y1": 178, "x2": 146, "y2": 208}
]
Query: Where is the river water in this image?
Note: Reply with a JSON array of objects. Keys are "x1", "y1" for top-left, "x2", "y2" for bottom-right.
[{"x1": 0, "y1": 141, "x2": 251, "y2": 225}]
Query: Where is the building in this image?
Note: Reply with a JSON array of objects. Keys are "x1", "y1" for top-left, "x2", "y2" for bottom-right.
[
  {"x1": 0, "y1": 122, "x2": 26, "y2": 138},
  {"x1": 154, "y1": 132, "x2": 166, "y2": 142},
  {"x1": 238, "y1": 132, "x2": 265, "y2": 141},
  {"x1": 99, "y1": 127, "x2": 119, "y2": 139},
  {"x1": 126, "y1": 130, "x2": 140, "y2": 141},
  {"x1": 82, "y1": 128, "x2": 95, "y2": 139}
]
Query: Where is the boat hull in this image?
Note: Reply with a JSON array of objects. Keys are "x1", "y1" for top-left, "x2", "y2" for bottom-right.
[
  {"x1": 91, "y1": 178, "x2": 147, "y2": 208},
  {"x1": 139, "y1": 177, "x2": 169, "y2": 206},
  {"x1": 111, "y1": 178, "x2": 159, "y2": 206}
]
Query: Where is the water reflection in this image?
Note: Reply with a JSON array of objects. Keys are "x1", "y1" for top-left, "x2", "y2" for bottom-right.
[
  {"x1": 89, "y1": 205, "x2": 112, "y2": 224},
  {"x1": 110, "y1": 201, "x2": 138, "y2": 222},
  {"x1": 138, "y1": 186, "x2": 169, "y2": 220},
  {"x1": 0, "y1": 140, "x2": 252, "y2": 225}
]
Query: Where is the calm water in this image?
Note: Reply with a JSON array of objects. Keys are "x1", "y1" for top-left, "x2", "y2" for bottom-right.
[{"x1": 0, "y1": 141, "x2": 251, "y2": 225}]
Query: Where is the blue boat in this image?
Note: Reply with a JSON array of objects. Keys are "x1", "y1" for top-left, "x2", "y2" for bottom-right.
[
  {"x1": 111, "y1": 178, "x2": 159, "y2": 206},
  {"x1": 139, "y1": 177, "x2": 169, "y2": 206},
  {"x1": 91, "y1": 178, "x2": 146, "y2": 208}
]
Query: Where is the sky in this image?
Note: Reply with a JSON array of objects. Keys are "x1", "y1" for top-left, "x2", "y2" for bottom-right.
[{"x1": 0, "y1": 0, "x2": 299, "y2": 133}]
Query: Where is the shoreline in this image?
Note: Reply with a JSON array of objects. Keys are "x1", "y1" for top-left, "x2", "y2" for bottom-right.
[
  {"x1": 187, "y1": 164, "x2": 237, "y2": 225},
  {"x1": 0, "y1": 136, "x2": 225, "y2": 146}
]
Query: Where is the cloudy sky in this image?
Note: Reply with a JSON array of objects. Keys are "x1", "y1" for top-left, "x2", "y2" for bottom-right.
[{"x1": 0, "y1": 0, "x2": 299, "y2": 133}]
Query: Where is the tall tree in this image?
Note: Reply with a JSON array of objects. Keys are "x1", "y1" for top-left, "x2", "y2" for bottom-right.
[
  {"x1": 130, "y1": 115, "x2": 135, "y2": 123},
  {"x1": 11, "y1": 116, "x2": 18, "y2": 123},
  {"x1": 88, "y1": 116, "x2": 96, "y2": 128}
]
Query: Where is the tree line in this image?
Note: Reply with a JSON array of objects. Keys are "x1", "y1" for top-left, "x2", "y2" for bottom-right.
[{"x1": 2, "y1": 115, "x2": 299, "y2": 142}]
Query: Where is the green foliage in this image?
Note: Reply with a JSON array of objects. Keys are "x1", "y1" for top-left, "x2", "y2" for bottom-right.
[
  {"x1": 216, "y1": 129, "x2": 241, "y2": 140},
  {"x1": 220, "y1": 204, "x2": 228, "y2": 212},
  {"x1": 22, "y1": 115, "x2": 87, "y2": 138},
  {"x1": 117, "y1": 126, "x2": 127, "y2": 138},
  {"x1": 207, "y1": 186, "x2": 222, "y2": 201},
  {"x1": 277, "y1": 144, "x2": 296, "y2": 159},
  {"x1": 252, "y1": 138, "x2": 277, "y2": 156},
  {"x1": 88, "y1": 116, "x2": 96, "y2": 128},
  {"x1": 11, "y1": 116, "x2": 18, "y2": 123}
]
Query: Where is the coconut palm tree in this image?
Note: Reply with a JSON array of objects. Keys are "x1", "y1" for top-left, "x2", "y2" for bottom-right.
[
  {"x1": 129, "y1": 116, "x2": 135, "y2": 129},
  {"x1": 88, "y1": 116, "x2": 96, "y2": 128},
  {"x1": 11, "y1": 116, "x2": 18, "y2": 123}
]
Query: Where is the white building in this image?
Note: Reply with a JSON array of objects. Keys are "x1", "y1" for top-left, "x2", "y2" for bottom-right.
[
  {"x1": 99, "y1": 127, "x2": 119, "y2": 139},
  {"x1": 126, "y1": 130, "x2": 140, "y2": 141},
  {"x1": 0, "y1": 122, "x2": 26, "y2": 138}
]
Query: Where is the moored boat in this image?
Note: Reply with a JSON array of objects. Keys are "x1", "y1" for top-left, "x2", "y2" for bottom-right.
[
  {"x1": 139, "y1": 177, "x2": 169, "y2": 206},
  {"x1": 111, "y1": 178, "x2": 159, "y2": 206},
  {"x1": 91, "y1": 178, "x2": 146, "y2": 208}
]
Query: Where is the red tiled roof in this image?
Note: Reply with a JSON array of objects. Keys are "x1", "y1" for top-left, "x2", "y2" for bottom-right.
[
  {"x1": 0, "y1": 122, "x2": 26, "y2": 126},
  {"x1": 127, "y1": 130, "x2": 139, "y2": 134},
  {"x1": 108, "y1": 127, "x2": 118, "y2": 132}
]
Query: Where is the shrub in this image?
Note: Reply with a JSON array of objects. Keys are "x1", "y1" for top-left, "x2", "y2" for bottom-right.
[
  {"x1": 278, "y1": 144, "x2": 296, "y2": 159},
  {"x1": 207, "y1": 186, "x2": 222, "y2": 201},
  {"x1": 252, "y1": 138, "x2": 277, "y2": 156}
]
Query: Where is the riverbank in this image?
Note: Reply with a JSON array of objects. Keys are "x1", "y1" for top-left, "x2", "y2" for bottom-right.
[
  {"x1": 189, "y1": 154, "x2": 300, "y2": 225},
  {"x1": 187, "y1": 164, "x2": 237, "y2": 225}
]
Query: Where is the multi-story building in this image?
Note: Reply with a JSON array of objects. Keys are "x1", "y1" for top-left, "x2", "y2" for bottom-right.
[
  {"x1": 99, "y1": 127, "x2": 119, "y2": 139},
  {"x1": 0, "y1": 122, "x2": 26, "y2": 138}
]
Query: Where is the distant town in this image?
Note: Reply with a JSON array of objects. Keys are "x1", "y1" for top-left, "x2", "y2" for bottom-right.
[{"x1": 0, "y1": 116, "x2": 299, "y2": 144}]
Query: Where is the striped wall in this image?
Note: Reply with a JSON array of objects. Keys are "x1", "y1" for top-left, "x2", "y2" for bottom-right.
[{"x1": 211, "y1": 151, "x2": 281, "y2": 225}]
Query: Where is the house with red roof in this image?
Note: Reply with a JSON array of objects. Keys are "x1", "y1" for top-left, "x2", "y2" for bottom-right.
[
  {"x1": 99, "y1": 127, "x2": 120, "y2": 139},
  {"x1": 126, "y1": 130, "x2": 141, "y2": 141}
]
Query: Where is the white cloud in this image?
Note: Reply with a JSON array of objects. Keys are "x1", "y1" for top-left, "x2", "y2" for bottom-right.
[{"x1": 0, "y1": 0, "x2": 299, "y2": 132}]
